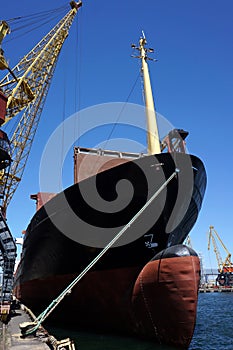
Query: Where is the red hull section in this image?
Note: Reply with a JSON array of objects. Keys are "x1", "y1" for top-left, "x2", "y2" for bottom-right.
[
  {"x1": 132, "y1": 255, "x2": 200, "y2": 348},
  {"x1": 15, "y1": 267, "x2": 141, "y2": 333},
  {"x1": 14, "y1": 247, "x2": 200, "y2": 349}
]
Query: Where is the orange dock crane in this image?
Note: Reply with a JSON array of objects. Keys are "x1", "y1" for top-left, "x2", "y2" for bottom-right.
[
  {"x1": 207, "y1": 225, "x2": 233, "y2": 286},
  {"x1": 0, "y1": 1, "x2": 82, "y2": 319}
]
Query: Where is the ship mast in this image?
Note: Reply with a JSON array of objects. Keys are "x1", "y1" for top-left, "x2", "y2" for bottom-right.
[{"x1": 134, "y1": 32, "x2": 161, "y2": 155}]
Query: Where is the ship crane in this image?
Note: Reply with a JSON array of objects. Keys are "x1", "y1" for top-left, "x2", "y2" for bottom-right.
[
  {"x1": 208, "y1": 225, "x2": 233, "y2": 287},
  {"x1": 0, "y1": 1, "x2": 82, "y2": 318}
]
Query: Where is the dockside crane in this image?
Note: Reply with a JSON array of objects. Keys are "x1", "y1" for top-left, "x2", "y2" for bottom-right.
[
  {"x1": 207, "y1": 225, "x2": 233, "y2": 287},
  {"x1": 0, "y1": 1, "x2": 82, "y2": 318}
]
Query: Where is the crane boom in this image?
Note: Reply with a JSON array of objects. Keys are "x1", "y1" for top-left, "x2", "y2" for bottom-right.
[
  {"x1": 208, "y1": 226, "x2": 224, "y2": 272},
  {"x1": 208, "y1": 225, "x2": 233, "y2": 273},
  {"x1": 0, "y1": 1, "x2": 82, "y2": 316},
  {"x1": 0, "y1": 1, "x2": 82, "y2": 214}
]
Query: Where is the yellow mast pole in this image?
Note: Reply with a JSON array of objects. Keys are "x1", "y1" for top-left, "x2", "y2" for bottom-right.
[{"x1": 139, "y1": 33, "x2": 161, "y2": 155}]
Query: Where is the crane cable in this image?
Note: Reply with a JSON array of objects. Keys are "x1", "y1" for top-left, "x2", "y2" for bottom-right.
[
  {"x1": 59, "y1": 8, "x2": 82, "y2": 187},
  {"x1": 1, "y1": 5, "x2": 70, "y2": 140},
  {"x1": 74, "y1": 7, "x2": 83, "y2": 144},
  {"x1": 5, "y1": 5, "x2": 68, "y2": 25},
  {"x1": 3, "y1": 6, "x2": 68, "y2": 44}
]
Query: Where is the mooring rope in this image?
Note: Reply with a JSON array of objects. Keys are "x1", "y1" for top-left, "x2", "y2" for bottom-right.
[{"x1": 21, "y1": 168, "x2": 179, "y2": 336}]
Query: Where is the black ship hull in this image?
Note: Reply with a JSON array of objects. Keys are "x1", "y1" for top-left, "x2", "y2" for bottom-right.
[{"x1": 14, "y1": 151, "x2": 206, "y2": 348}]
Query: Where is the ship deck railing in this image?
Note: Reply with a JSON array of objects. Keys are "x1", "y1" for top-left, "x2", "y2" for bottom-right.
[{"x1": 74, "y1": 146, "x2": 146, "y2": 159}]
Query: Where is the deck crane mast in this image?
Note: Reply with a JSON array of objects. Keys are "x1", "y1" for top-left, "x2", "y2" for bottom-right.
[
  {"x1": 208, "y1": 225, "x2": 233, "y2": 286},
  {"x1": 0, "y1": 1, "x2": 82, "y2": 319}
]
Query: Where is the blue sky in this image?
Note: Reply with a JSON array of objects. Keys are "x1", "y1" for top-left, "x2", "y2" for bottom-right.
[{"x1": 1, "y1": 0, "x2": 233, "y2": 269}]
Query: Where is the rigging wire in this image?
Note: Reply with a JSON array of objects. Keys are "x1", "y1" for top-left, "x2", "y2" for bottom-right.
[
  {"x1": 3, "y1": 6, "x2": 68, "y2": 44},
  {"x1": 5, "y1": 5, "x2": 68, "y2": 24},
  {"x1": 60, "y1": 70, "x2": 67, "y2": 191},
  {"x1": 74, "y1": 7, "x2": 83, "y2": 146},
  {"x1": 102, "y1": 71, "x2": 141, "y2": 151},
  {"x1": 1, "y1": 6, "x2": 69, "y2": 139},
  {"x1": 59, "y1": 9, "x2": 83, "y2": 189},
  {"x1": 4, "y1": 13, "x2": 67, "y2": 44},
  {"x1": 84, "y1": 70, "x2": 142, "y2": 180},
  {"x1": 9, "y1": 11, "x2": 66, "y2": 32}
]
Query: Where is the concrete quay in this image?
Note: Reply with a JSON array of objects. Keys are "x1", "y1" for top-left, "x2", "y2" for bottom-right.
[
  {"x1": 0, "y1": 302, "x2": 76, "y2": 350},
  {"x1": 0, "y1": 306, "x2": 50, "y2": 349}
]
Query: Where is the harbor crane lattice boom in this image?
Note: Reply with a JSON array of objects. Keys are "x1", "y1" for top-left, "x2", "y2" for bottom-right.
[
  {"x1": 208, "y1": 225, "x2": 233, "y2": 273},
  {"x1": 0, "y1": 1, "x2": 82, "y2": 214},
  {"x1": 208, "y1": 225, "x2": 233, "y2": 287},
  {"x1": 0, "y1": 1, "x2": 82, "y2": 318}
]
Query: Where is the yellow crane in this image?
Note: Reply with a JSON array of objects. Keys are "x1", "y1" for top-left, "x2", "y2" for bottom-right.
[
  {"x1": 207, "y1": 225, "x2": 233, "y2": 273},
  {"x1": 0, "y1": 1, "x2": 82, "y2": 215},
  {"x1": 0, "y1": 1, "x2": 82, "y2": 315}
]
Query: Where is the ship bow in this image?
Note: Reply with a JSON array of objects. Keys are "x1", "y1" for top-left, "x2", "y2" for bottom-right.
[{"x1": 132, "y1": 244, "x2": 200, "y2": 349}]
